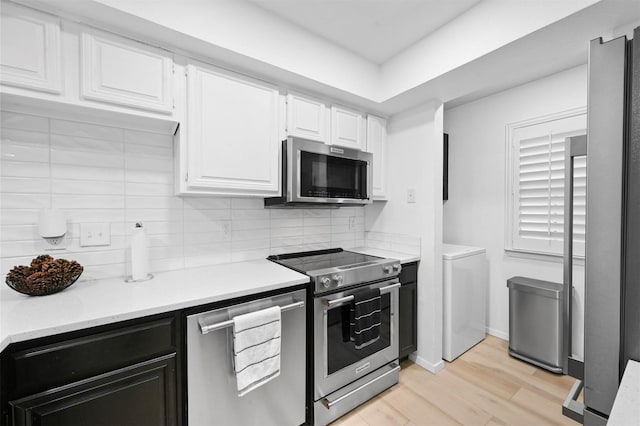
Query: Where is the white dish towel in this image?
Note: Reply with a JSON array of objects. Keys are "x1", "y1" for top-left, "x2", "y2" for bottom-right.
[{"x1": 232, "y1": 305, "x2": 281, "y2": 397}]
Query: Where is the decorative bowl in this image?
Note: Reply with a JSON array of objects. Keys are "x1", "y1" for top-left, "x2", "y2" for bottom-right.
[{"x1": 5, "y1": 255, "x2": 84, "y2": 296}]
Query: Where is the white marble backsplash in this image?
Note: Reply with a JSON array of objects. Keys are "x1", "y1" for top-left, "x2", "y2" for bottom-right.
[{"x1": 0, "y1": 111, "x2": 365, "y2": 281}]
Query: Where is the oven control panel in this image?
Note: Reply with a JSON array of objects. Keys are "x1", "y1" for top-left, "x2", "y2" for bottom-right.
[
  {"x1": 314, "y1": 261, "x2": 401, "y2": 293},
  {"x1": 319, "y1": 275, "x2": 343, "y2": 290}
]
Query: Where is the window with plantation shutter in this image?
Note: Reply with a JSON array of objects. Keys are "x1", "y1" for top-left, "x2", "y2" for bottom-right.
[{"x1": 506, "y1": 109, "x2": 587, "y2": 257}]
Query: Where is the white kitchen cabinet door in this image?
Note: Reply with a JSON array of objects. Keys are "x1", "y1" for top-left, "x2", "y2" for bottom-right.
[
  {"x1": 0, "y1": 3, "x2": 61, "y2": 93},
  {"x1": 80, "y1": 29, "x2": 173, "y2": 114},
  {"x1": 286, "y1": 92, "x2": 327, "y2": 142},
  {"x1": 367, "y1": 115, "x2": 388, "y2": 200},
  {"x1": 330, "y1": 105, "x2": 365, "y2": 150},
  {"x1": 182, "y1": 62, "x2": 280, "y2": 196}
]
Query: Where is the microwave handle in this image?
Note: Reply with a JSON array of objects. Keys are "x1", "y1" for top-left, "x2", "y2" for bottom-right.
[{"x1": 323, "y1": 281, "x2": 400, "y2": 308}]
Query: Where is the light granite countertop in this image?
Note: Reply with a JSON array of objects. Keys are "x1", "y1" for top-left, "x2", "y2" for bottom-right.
[
  {"x1": 0, "y1": 259, "x2": 309, "y2": 352},
  {"x1": 608, "y1": 360, "x2": 640, "y2": 426}
]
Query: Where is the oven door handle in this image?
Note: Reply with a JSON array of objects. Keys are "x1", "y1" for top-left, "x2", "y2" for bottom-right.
[{"x1": 323, "y1": 282, "x2": 400, "y2": 307}]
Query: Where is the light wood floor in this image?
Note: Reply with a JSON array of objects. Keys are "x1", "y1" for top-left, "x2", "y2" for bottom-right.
[{"x1": 332, "y1": 335, "x2": 579, "y2": 426}]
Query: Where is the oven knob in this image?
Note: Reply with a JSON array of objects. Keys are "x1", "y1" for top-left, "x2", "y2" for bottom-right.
[
  {"x1": 383, "y1": 266, "x2": 393, "y2": 274},
  {"x1": 320, "y1": 277, "x2": 332, "y2": 288},
  {"x1": 393, "y1": 264, "x2": 401, "y2": 272},
  {"x1": 332, "y1": 274, "x2": 344, "y2": 286}
]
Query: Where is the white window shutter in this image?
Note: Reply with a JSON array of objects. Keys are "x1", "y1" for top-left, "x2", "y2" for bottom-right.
[{"x1": 509, "y1": 111, "x2": 586, "y2": 256}]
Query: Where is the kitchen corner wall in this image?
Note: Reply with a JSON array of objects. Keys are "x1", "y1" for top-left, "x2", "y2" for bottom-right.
[
  {"x1": 366, "y1": 102, "x2": 444, "y2": 373},
  {"x1": 0, "y1": 110, "x2": 365, "y2": 281}
]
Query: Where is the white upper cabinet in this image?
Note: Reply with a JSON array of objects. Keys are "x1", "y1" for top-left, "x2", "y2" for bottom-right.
[
  {"x1": 0, "y1": 3, "x2": 61, "y2": 93},
  {"x1": 286, "y1": 92, "x2": 327, "y2": 142},
  {"x1": 80, "y1": 29, "x2": 173, "y2": 113},
  {"x1": 330, "y1": 104, "x2": 366, "y2": 150},
  {"x1": 179, "y1": 62, "x2": 280, "y2": 196},
  {"x1": 367, "y1": 115, "x2": 388, "y2": 200}
]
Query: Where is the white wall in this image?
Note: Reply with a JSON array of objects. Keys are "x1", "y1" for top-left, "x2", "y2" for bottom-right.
[
  {"x1": 380, "y1": 0, "x2": 597, "y2": 98},
  {"x1": 0, "y1": 111, "x2": 366, "y2": 281},
  {"x1": 443, "y1": 65, "x2": 587, "y2": 359},
  {"x1": 366, "y1": 102, "x2": 444, "y2": 372}
]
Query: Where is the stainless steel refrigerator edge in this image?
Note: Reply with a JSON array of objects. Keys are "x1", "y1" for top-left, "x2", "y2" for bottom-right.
[
  {"x1": 563, "y1": 26, "x2": 640, "y2": 425},
  {"x1": 584, "y1": 34, "x2": 625, "y2": 424},
  {"x1": 623, "y1": 22, "x2": 640, "y2": 389}
]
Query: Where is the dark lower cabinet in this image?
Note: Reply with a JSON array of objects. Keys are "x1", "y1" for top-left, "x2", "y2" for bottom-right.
[
  {"x1": 399, "y1": 262, "x2": 418, "y2": 359},
  {"x1": 10, "y1": 354, "x2": 176, "y2": 426},
  {"x1": 1, "y1": 313, "x2": 181, "y2": 426}
]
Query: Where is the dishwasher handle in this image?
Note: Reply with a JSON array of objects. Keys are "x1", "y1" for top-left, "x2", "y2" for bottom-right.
[{"x1": 199, "y1": 300, "x2": 305, "y2": 335}]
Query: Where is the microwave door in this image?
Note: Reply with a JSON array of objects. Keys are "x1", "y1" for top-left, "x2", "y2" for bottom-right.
[
  {"x1": 291, "y1": 139, "x2": 372, "y2": 204},
  {"x1": 265, "y1": 137, "x2": 372, "y2": 207}
]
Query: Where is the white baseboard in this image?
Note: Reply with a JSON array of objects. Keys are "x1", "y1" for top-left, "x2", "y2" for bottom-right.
[
  {"x1": 486, "y1": 327, "x2": 509, "y2": 341},
  {"x1": 408, "y1": 353, "x2": 445, "y2": 374}
]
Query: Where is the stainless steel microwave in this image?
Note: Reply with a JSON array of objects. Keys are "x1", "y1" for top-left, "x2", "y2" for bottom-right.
[{"x1": 264, "y1": 137, "x2": 372, "y2": 207}]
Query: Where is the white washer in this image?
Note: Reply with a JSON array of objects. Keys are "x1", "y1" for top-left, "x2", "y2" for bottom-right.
[{"x1": 442, "y1": 244, "x2": 487, "y2": 361}]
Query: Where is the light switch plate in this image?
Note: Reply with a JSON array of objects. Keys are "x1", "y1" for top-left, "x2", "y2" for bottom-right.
[
  {"x1": 407, "y1": 188, "x2": 416, "y2": 203},
  {"x1": 348, "y1": 216, "x2": 356, "y2": 230},
  {"x1": 80, "y1": 223, "x2": 111, "y2": 247}
]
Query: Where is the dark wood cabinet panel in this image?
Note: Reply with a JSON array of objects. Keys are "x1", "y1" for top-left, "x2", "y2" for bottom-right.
[
  {"x1": 399, "y1": 282, "x2": 417, "y2": 359},
  {"x1": 10, "y1": 354, "x2": 177, "y2": 426},
  {"x1": 399, "y1": 262, "x2": 417, "y2": 285},
  {"x1": 1, "y1": 313, "x2": 181, "y2": 426},
  {"x1": 399, "y1": 262, "x2": 418, "y2": 359},
  {"x1": 5, "y1": 316, "x2": 176, "y2": 398}
]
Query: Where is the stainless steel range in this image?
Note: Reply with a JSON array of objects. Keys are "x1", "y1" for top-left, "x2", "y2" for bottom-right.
[{"x1": 268, "y1": 248, "x2": 401, "y2": 425}]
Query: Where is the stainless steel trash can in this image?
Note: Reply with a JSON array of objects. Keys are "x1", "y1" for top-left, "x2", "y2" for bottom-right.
[{"x1": 507, "y1": 276, "x2": 563, "y2": 373}]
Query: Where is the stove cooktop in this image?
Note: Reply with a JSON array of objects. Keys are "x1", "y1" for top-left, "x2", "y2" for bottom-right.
[
  {"x1": 268, "y1": 248, "x2": 383, "y2": 274},
  {"x1": 268, "y1": 248, "x2": 401, "y2": 294}
]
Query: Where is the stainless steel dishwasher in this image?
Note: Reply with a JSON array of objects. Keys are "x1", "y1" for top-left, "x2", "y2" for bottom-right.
[{"x1": 186, "y1": 288, "x2": 306, "y2": 426}]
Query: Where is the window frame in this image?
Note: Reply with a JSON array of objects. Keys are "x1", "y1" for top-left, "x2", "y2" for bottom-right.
[{"x1": 505, "y1": 106, "x2": 587, "y2": 258}]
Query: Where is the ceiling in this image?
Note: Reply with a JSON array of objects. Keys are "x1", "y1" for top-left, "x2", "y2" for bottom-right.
[{"x1": 246, "y1": 0, "x2": 482, "y2": 63}]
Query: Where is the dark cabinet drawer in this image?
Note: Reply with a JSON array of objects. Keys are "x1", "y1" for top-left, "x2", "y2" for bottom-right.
[
  {"x1": 10, "y1": 353, "x2": 177, "y2": 426},
  {"x1": 4, "y1": 315, "x2": 177, "y2": 399}
]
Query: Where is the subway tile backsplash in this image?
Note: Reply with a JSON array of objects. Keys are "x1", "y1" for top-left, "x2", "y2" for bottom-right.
[
  {"x1": 364, "y1": 231, "x2": 421, "y2": 256},
  {"x1": 0, "y1": 111, "x2": 366, "y2": 281}
]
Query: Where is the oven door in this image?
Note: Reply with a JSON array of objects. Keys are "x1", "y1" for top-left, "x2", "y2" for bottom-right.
[
  {"x1": 314, "y1": 278, "x2": 399, "y2": 400},
  {"x1": 287, "y1": 137, "x2": 372, "y2": 204}
]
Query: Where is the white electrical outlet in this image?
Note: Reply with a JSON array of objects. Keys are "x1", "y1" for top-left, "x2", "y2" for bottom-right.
[
  {"x1": 80, "y1": 223, "x2": 111, "y2": 247},
  {"x1": 348, "y1": 216, "x2": 356, "y2": 231},
  {"x1": 407, "y1": 188, "x2": 416, "y2": 203}
]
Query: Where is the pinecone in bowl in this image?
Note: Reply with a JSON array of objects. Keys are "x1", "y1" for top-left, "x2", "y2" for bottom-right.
[{"x1": 6, "y1": 255, "x2": 84, "y2": 296}]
